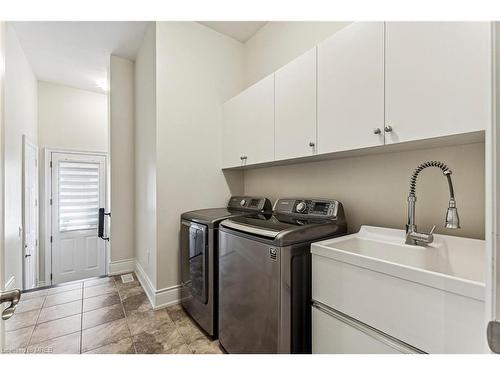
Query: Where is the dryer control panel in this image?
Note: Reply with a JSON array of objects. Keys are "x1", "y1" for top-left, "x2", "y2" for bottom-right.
[
  {"x1": 274, "y1": 198, "x2": 340, "y2": 219},
  {"x1": 227, "y1": 196, "x2": 272, "y2": 212}
]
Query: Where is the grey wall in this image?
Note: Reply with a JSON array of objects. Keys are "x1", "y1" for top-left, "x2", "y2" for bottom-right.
[{"x1": 244, "y1": 142, "x2": 485, "y2": 239}]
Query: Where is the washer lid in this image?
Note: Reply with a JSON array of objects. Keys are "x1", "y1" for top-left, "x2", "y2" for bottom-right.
[
  {"x1": 221, "y1": 212, "x2": 347, "y2": 245},
  {"x1": 181, "y1": 196, "x2": 272, "y2": 227},
  {"x1": 181, "y1": 208, "x2": 248, "y2": 226}
]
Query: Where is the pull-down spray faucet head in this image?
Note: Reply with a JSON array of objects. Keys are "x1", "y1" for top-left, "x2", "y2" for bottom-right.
[
  {"x1": 443, "y1": 169, "x2": 460, "y2": 229},
  {"x1": 445, "y1": 198, "x2": 460, "y2": 229},
  {"x1": 406, "y1": 161, "x2": 460, "y2": 245}
]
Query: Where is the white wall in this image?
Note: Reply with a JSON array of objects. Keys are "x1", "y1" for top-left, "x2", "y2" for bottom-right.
[
  {"x1": 37, "y1": 81, "x2": 108, "y2": 283},
  {"x1": 134, "y1": 24, "x2": 157, "y2": 287},
  {"x1": 109, "y1": 56, "x2": 135, "y2": 265},
  {"x1": 38, "y1": 81, "x2": 108, "y2": 152},
  {"x1": 154, "y1": 21, "x2": 245, "y2": 291},
  {"x1": 242, "y1": 22, "x2": 485, "y2": 240},
  {"x1": 3, "y1": 25, "x2": 38, "y2": 289},
  {"x1": 244, "y1": 22, "x2": 351, "y2": 87},
  {"x1": 132, "y1": 22, "x2": 245, "y2": 295}
]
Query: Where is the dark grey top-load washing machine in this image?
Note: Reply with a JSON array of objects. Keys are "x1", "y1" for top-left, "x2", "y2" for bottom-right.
[
  {"x1": 218, "y1": 198, "x2": 347, "y2": 354},
  {"x1": 180, "y1": 196, "x2": 272, "y2": 338}
]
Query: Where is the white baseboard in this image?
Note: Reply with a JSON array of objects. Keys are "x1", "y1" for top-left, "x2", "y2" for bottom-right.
[
  {"x1": 155, "y1": 284, "x2": 182, "y2": 309},
  {"x1": 108, "y1": 258, "x2": 135, "y2": 276},
  {"x1": 134, "y1": 260, "x2": 156, "y2": 307},
  {"x1": 5, "y1": 276, "x2": 15, "y2": 290},
  {"x1": 37, "y1": 280, "x2": 49, "y2": 288},
  {"x1": 134, "y1": 260, "x2": 181, "y2": 309}
]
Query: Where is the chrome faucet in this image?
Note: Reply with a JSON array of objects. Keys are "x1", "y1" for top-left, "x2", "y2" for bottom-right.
[{"x1": 406, "y1": 161, "x2": 460, "y2": 245}]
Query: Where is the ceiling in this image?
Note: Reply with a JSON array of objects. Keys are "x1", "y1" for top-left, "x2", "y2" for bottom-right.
[
  {"x1": 11, "y1": 21, "x2": 151, "y2": 93},
  {"x1": 198, "y1": 21, "x2": 267, "y2": 43}
]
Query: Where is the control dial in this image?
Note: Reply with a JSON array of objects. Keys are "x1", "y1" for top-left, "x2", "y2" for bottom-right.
[
  {"x1": 296, "y1": 201, "x2": 307, "y2": 213},
  {"x1": 240, "y1": 199, "x2": 247, "y2": 207}
]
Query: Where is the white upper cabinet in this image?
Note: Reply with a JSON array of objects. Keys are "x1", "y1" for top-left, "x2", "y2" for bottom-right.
[
  {"x1": 385, "y1": 22, "x2": 491, "y2": 144},
  {"x1": 222, "y1": 22, "x2": 492, "y2": 170},
  {"x1": 222, "y1": 74, "x2": 275, "y2": 168},
  {"x1": 317, "y1": 22, "x2": 385, "y2": 154},
  {"x1": 275, "y1": 47, "x2": 317, "y2": 160},
  {"x1": 222, "y1": 97, "x2": 245, "y2": 168}
]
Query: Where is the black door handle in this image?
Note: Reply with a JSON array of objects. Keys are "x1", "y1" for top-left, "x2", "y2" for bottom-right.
[{"x1": 98, "y1": 208, "x2": 111, "y2": 241}]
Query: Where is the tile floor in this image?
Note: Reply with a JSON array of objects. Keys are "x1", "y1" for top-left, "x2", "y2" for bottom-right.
[{"x1": 3, "y1": 273, "x2": 223, "y2": 354}]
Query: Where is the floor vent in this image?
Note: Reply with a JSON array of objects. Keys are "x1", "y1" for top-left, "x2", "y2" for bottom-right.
[{"x1": 121, "y1": 274, "x2": 135, "y2": 284}]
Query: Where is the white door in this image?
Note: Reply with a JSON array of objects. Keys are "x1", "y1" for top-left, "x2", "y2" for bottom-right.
[
  {"x1": 51, "y1": 152, "x2": 106, "y2": 284},
  {"x1": 317, "y1": 22, "x2": 385, "y2": 153},
  {"x1": 275, "y1": 47, "x2": 317, "y2": 160},
  {"x1": 223, "y1": 74, "x2": 275, "y2": 168},
  {"x1": 22, "y1": 136, "x2": 38, "y2": 289},
  {"x1": 385, "y1": 22, "x2": 491, "y2": 144}
]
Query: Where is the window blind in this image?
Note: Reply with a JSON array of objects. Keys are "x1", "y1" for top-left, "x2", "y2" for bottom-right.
[{"x1": 58, "y1": 161, "x2": 100, "y2": 232}]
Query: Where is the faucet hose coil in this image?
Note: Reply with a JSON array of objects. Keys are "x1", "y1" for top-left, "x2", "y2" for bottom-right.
[{"x1": 409, "y1": 161, "x2": 454, "y2": 198}]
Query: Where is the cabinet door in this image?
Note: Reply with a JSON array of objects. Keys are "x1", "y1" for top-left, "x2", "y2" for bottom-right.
[
  {"x1": 222, "y1": 96, "x2": 246, "y2": 168},
  {"x1": 385, "y1": 22, "x2": 491, "y2": 144},
  {"x1": 222, "y1": 75, "x2": 275, "y2": 168},
  {"x1": 312, "y1": 304, "x2": 412, "y2": 354},
  {"x1": 317, "y1": 22, "x2": 385, "y2": 154},
  {"x1": 275, "y1": 47, "x2": 317, "y2": 160}
]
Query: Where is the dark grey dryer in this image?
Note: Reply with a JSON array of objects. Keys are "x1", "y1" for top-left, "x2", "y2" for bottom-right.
[
  {"x1": 180, "y1": 196, "x2": 272, "y2": 337},
  {"x1": 218, "y1": 198, "x2": 347, "y2": 354}
]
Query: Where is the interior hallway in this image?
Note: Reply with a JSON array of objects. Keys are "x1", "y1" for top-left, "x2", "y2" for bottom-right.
[{"x1": 4, "y1": 273, "x2": 222, "y2": 354}]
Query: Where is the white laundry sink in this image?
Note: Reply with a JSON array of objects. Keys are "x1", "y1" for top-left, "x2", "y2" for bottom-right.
[
  {"x1": 313, "y1": 225, "x2": 485, "y2": 300},
  {"x1": 311, "y1": 225, "x2": 487, "y2": 353}
]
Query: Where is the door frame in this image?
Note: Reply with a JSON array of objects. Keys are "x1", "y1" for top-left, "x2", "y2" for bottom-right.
[
  {"x1": 43, "y1": 147, "x2": 109, "y2": 286},
  {"x1": 0, "y1": 20, "x2": 6, "y2": 350},
  {"x1": 21, "y1": 135, "x2": 39, "y2": 289},
  {"x1": 488, "y1": 21, "x2": 499, "y2": 351},
  {"x1": 492, "y1": 22, "x2": 500, "y2": 329}
]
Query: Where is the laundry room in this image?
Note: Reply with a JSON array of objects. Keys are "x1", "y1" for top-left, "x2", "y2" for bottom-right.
[
  {"x1": 1, "y1": 3, "x2": 500, "y2": 374},
  {"x1": 171, "y1": 21, "x2": 488, "y2": 355}
]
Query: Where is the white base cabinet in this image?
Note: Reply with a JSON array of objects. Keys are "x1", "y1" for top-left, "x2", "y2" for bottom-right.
[
  {"x1": 312, "y1": 252, "x2": 487, "y2": 353},
  {"x1": 312, "y1": 302, "x2": 420, "y2": 354}
]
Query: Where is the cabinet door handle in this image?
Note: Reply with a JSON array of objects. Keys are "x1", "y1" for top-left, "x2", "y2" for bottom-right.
[
  {"x1": 240, "y1": 156, "x2": 247, "y2": 161},
  {"x1": 309, "y1": 142, "x2": 315, "y2": 147},
  {"x1": 373, "y1": 128, "x2": 381, "y2": 135},
  {"x1": 312, "y1": 300, "x2": 425, "y2": 354},
  {"x1": 384, "y1": 125, "x2": 393, "y2": 133}
]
